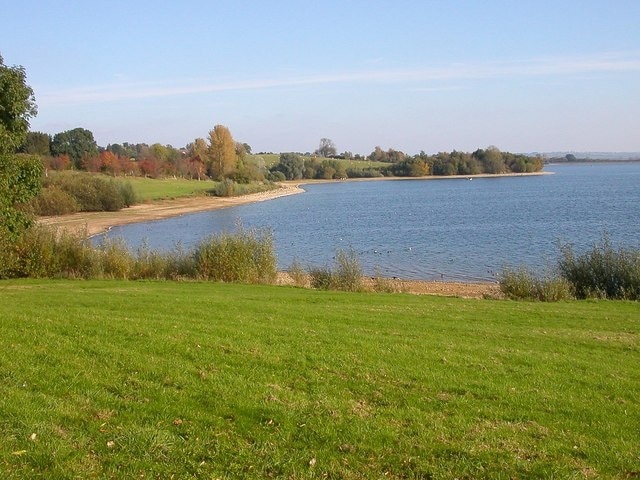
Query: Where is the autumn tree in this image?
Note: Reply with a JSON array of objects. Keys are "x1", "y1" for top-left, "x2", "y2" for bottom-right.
[
  {"x1": 0, "y1": 54, "x2": 37, "y2": 154},
  {"x1": 182, "y1": 138, "x2": 207, "y2": 180},
  {"x1": 208, "y1": 125, "x2": 237, "y2": 179}
]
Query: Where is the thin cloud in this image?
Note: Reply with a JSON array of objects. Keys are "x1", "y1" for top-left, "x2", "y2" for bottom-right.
[{"x1": 38, "y1": 52, "x2": 640, "y2": 107}]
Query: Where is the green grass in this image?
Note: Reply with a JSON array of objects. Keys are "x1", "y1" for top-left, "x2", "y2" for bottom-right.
[
  {"x1": 124, "y1": 176, "x2": 217, "y2": 201},
  {"x1": 1, "y1": 279, "x2": 638, "y2": 478}
]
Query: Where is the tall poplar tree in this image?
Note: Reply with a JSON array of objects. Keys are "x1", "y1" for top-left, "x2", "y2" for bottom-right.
[{"x1": 207, "y1": 125, "x2": 236, "y2": 179}]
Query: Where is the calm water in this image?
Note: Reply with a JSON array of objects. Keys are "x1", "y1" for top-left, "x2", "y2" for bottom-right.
[{"x1": 96, "y1": 163, "x2": 640, "y2": 281}]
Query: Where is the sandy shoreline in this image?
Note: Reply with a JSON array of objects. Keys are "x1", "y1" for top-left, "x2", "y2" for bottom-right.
[{"x1": 38, "y1": 184, "x2": 305, "y2": 237}]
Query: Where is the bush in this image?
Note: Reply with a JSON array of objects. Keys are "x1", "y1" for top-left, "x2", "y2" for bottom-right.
[
  {"x1": 309, "y1": 248, "x2": 364, "y2": 292},
  {"x1": 210, "y1": 179, "x2": 278, "y2": 197},
  {"x1": 0, "y1": 226, "x2": 100, "y2": 279},
  {"x1": 499, "y1": 266, "x2": 573, "y2": 302},
  {"x1": 193, "y1": 227, "x2": 277, "y2": 283},
  {"x1": 39, "y1": 172, "x2": 135, "y2": 212},
  {"x1": 287, "y1": 258, "x2": 308, "y2": 287},
  {"x1": 309, "y1": 265, "x2": 335, "y2": 290},
  {"x1": 558, "y1": 238, "x2": 640, "y2": 300},
  {"x1": 30, "y1": 186, "x2": 80, "y2": 216},
  {"x1": 211, "y1": 178, "x2": 236, "y2": 197}
]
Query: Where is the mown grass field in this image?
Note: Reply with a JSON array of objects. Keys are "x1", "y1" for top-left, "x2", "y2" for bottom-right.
[
  {"x1": 1, "y1": 279, "x2": 638, "y2": 478},
  {"x1": 123, "y1": 176, "x2": 217, "y2": 202}
]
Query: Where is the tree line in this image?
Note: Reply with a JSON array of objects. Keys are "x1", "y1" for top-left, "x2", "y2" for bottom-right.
[
  {"x1": 19, "y1": 126, "x2": 260, "y2": 182},
  {"x1": 267, "y1": 146, "x2": 543, "y2": 181}
]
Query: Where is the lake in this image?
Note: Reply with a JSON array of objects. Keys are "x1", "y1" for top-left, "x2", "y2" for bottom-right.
[{"x1": 96, "y1": 162, "x2": 640, "y2": 282}]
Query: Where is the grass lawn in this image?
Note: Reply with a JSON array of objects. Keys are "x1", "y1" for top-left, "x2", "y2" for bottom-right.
[
  {"x1": 124, "y1": 176, "x2": 217, "y2": 202},
  {"x1": 0, "y1": 279, "x2": 638, "y2": 478}
]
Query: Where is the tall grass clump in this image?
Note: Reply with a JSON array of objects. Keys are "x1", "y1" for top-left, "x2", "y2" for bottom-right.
[
  {"x1": 309, "y1": 248, "x2": 364, "y2": 292},
  {"x1": 193, "y1": 227, "x2": 277, "y2": 283},
  {"x1": 287, "y1": 258, "x2": 309, "y2": 287},
  {"x1": 558, "y1": 237, "x2": 640, "y2": 300},
  {"x1": 0, "y1": 226, "x2": 101, "y2": 279},
  {"x1": 1, "y1": 225, "x2": 275, "y2": 284},
  {"x1": 132, "y1": 241, "x2": 196, "y2": 280},
  {"x1": 499, "y1": 266, "x2": 573, "y2": 301}
]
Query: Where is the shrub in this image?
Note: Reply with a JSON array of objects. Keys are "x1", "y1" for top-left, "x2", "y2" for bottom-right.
[
  {"x1": 193, "y1": 227, "x2": 277, "y2": 284},
  {"x1": 499, "y1": 266, "x2": 573, "y2": 302},
  {"x1": 211, "y1": 178, "x2": 236, "y2": 197},
  {"x1": 30, "y1": 186, "x2": 80, "y2": 216},
  {"x1": 309, "y1": 248, "x2": 364, "y2": 292},
  {"x1": 558, "y1": 237, "x2": 640, "y2": 300},
  {"x1": 288, "y1": 258, "x2": 308, "y2": 287},
  {"x1": 99, "y1": 238, "x2": 134, "y2": 279},
  {"x1": 309, "y1": 265, "x2": 335, "y2": 290},
  {"x1": 499, "y1": 267, "x2": 538, "y2": 300},
  {"x1": 333, "y1": 248, "x2": 364, "y2": 291},
  {"x1": 210, "y1": 179, "x2": 278, "y2": 197},
  {"x1": 117, "y1": 181, "x2": 137, "y2": 207},
  {"x1": 0, "y1": 226, "x2": 100, "y2": 279},
  {"x1": 40, "y1": 172, "x2": 135, "y2": 212}
]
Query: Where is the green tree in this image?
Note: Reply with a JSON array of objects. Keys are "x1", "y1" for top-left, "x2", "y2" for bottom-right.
[
  {"x1": 271, "y1": 153, "x2": 304, "y2": 180},
  {"x1": 0, "y1": 54, "x2": 37, "y2": 154},
  {"x1": 0, "y1": 154, "x2": 43, "y2": 240},
  {"x1": 51, "y1": 128, "x2": 98, "y2": 168},
  {"x1": 20, "y1": 131, "x2": 51, "y2": 155},
  {"x1": 208, "y1": 125, "x2": 237, "y2": 179}
]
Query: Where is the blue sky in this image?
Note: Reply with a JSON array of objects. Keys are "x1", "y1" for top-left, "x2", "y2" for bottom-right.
[{"x1": 2, "y1": 0, "x2": 639, "y2": 154}]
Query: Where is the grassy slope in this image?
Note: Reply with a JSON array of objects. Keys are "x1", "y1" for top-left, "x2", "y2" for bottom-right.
[{"x1": 0, "y1": 279, "x2": 638, "y2": 479}]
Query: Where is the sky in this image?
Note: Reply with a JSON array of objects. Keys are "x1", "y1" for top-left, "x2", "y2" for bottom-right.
[{"x1": 2, "y1": 0, "x2": 639, "y2": 155}]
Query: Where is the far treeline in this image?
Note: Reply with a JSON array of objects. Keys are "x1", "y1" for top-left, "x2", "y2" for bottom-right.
[{"x1": 20, "y1": 126, "x2": 543, "y2": 182}]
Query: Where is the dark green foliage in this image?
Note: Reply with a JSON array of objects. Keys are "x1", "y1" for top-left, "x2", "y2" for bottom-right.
[
  {"x1": 20, "y1": 131, "x2": 51, "y2": 155},
  {"x1": 0, "y1": 54, "x2": 37, "y2": 153},
  {"x1": 50, "y1": 127, "x2": 98, "y2": 167},
  {"x1": 558, "y1": 238, "x2": 640, "y2": 300},
  {"x1": 0, "y1": 154, "x2": 43, "y2": 240},
  {"x1": 269, "y1": 148, "x2": 543, "y2": 181},
  {"x1": 270, "y1": 152, "x2": 304, "y2": 180}
]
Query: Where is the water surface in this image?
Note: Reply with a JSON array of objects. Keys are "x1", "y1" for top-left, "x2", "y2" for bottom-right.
[{"x1": 97, "y1": 163, "x2": 640, "y2": 281}]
